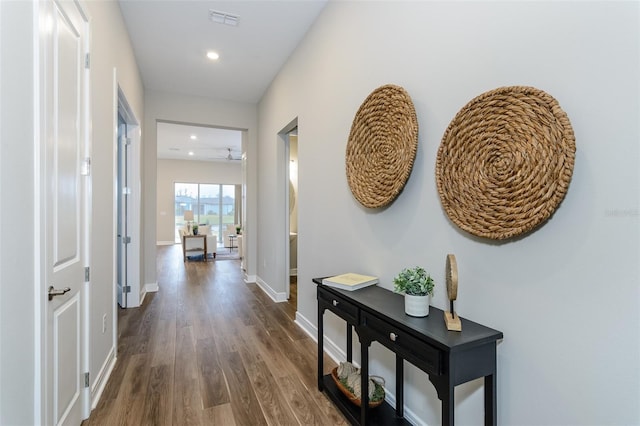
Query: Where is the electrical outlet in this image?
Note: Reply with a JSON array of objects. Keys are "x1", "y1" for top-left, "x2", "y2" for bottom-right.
[{"x1": 102, "y1": 314, "x2": 107, "y2": 333}]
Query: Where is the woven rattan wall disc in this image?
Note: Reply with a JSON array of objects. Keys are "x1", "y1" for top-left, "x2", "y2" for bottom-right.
[
  {"x1": 436, "y1": 86, "x2": 576, "y2": 240},
  {"x1": 346, "y1": 84, "x2": 418, "y2": 208}
]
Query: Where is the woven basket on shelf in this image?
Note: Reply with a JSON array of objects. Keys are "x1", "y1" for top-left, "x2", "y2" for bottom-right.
[
  {"x1": 435, "y1": 86, "x2": 576, "y2": 240},
  {"x1": 330, "y1": 367, "x2": 385, "y2": 408},
  {"x1": 346, "y1": 84, "x2": 418, "y2": 209}
]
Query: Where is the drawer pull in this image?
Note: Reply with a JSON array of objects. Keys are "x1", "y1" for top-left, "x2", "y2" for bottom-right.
[
  {"x1": 390, "y1": 332, "x2": 397, "y2": 341},
  {"x1": 332, "y1": 300, "x2": 339, "y2": 307}
]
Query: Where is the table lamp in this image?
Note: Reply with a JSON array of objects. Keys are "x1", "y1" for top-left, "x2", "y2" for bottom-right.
[{"x1": 184, "y1": 210, "x2": 194, "y2": 235}]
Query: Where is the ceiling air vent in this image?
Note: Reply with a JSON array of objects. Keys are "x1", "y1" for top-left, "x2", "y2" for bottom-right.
[{"x1": 209, "y1": 9, "x2": 239, "y2": 27}]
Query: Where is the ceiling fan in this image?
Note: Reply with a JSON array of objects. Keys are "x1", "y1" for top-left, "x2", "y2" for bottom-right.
[{"x1": 202, "y1": 147, "x2": 241, "y2": 162}]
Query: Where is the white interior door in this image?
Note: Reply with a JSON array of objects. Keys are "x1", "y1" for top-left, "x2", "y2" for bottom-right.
[
  {"x1": 43, "y1": 0, "x2": 89, "y2": 424},
  {"x1": 117, "y1": 118, "x2": 129, "y2": 308}
]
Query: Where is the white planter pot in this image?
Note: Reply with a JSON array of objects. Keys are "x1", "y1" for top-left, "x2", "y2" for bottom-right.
[{"x1": 404, "y1": 294, "x2": 430, "y2": 317}]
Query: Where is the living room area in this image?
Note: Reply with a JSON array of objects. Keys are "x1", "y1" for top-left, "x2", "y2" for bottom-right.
[
  {"x1": 179, "y1": 216, "x2": 243, "y2": 262},
  {"x1": 156, "y1": 122, "x2": 245, "y2": 263}
]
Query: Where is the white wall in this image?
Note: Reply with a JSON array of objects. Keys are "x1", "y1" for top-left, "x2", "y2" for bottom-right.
[
  {"x1": 0, "y1": 0, "x2": 144, "y2": 422},
  {"x1": 156, "y1": 158, "x2": 241, "y2": 243},
  {"x1": 0, "y1": 2, "x2": 37, "y2": 424},
  {"x1": 257, "y1": 2, "x2": 639, "y2": 425},
  {"x1": 142, "y1": 90, "x2": 258, "y2": 287},
  {"x1": 83, "y1": 0, "x2": 144, "y2": 405}
]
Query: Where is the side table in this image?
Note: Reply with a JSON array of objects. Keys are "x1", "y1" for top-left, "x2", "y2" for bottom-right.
[
  {"x1": 227, "y1": 234, "x2": 237, "y2": 251},
  {"x1": 315, "y1": 278, "x2": 503, "y2": 425},
  {"x1": 182, "y1": 234, "x2": 207, "y2": 262}
]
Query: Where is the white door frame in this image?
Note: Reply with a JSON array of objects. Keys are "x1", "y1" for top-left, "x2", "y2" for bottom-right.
[
  {"x1": 278, "y1": 118, "x2": 297, "y2": 300},
  {"x1": 113, "y1": 77, "x2": 142, "y2": 309},
  {"x1": 284, "y1": 137, "x2": 291, "y2": 299}
]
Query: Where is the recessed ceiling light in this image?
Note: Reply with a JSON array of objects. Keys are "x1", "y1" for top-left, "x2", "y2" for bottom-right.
[
  {"x1": 206, "y1": 51, "x2": 219, "y2": 60},
  {"x1": 190, "y1": 135, "x2": 197, "y2": 140},
  {"x1": 188, "y1": 151, "x2": 194, "y2": 156}
]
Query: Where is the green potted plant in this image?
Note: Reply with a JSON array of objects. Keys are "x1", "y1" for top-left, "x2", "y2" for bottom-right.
[
  {"x1": 192, "y1": 224, "x2": 199, "y2": 235},
  {"x1": 393, "y1": 266, "x2": 435, "y2": 317},
  {"x1": 235, "y1": 225, "x2": 242, "y2": 235}
]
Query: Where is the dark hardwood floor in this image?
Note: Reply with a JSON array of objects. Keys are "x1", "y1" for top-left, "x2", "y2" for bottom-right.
[{"x1": 84, "y1": 244, "x2": 345, "y2": 425}]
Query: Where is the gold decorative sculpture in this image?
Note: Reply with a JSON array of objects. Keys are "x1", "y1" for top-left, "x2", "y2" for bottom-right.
[{"x1": 444, "y1": 254, "x2": 461, "y2": 331}]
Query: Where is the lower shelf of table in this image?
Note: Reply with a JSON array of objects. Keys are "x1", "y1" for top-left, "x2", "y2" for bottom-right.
[{"x1": 321, "y1": 375, "x2": 410, "y2": 426}]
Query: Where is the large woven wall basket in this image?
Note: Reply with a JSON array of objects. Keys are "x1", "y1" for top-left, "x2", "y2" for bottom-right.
[
  {"x1": 346, "y1": 84, "x2": 419, "y2": 209},
  {"x1": 435, "y1": 86, "x2": 576, "y2": 240}
]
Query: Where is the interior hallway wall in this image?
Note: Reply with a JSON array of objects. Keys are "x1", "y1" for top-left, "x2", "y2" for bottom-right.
[
  {"x1": 256, "y1": 2, "x2": 639, "y2": 424},
  {"x1": 84, "y1": 0, "x2": 144, "y2": 404},
  {"x1": 0, "y1": 2, "x2": 37, "y2": 423},
  {"x1": 0, "y1": 0, "x2": 144, "y2": 422}
]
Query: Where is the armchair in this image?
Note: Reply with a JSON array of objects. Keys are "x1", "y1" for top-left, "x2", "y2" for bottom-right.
[{"x1": 197, "y1": 225, "x2": 217, "y2": 259}]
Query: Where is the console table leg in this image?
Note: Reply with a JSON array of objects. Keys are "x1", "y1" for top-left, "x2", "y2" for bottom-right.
[
  {"x1": 442, "y1": 386, "x2": 454, "y2": 426},
  {"x1": 317, "y1": 308, "x2": 324, "y2": 391},
  {"x1": 347, "y1": 324, "x2": 353, "y2": 362},
  {"x1": 360, "y1": 341, "x2": 370, "y2": 426},
  {"x1": 484, "y1": 374, "x2": 497, "y2": 426},
  {"x1": 396, "y1": 354, "x2": 404, "y2": 418}
]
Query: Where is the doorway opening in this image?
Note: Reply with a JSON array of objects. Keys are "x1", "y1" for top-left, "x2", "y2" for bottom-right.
[
  {"x1": 155, "y1": 121, "x2": 244, "y2": 248},
  {"x1": 116, "y1": 86, "x2": 141, "y2": 308},
  {"x1": 117, "y1": 112, "x2": 129, "y2": 308},
  {"x1": 288, "y1": 130, "x2": 298, "y2": 312},
  {"x1": 281, "y1": 121, "x2": 298, "y2": 310}
]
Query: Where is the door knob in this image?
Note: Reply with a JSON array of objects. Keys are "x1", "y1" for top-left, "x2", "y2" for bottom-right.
[{"x1": 48, "y1": 286, "x2": 71, "y2": 301}]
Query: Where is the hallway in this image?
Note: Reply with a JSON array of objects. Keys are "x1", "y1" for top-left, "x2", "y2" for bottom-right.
[{"x1": 84, "y1": 245, "x2": 345, "y2": 425}]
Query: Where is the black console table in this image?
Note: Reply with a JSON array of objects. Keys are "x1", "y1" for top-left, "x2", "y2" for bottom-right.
[{"x1": 314, "y1": 279, "x2": 503, "y2": 426}]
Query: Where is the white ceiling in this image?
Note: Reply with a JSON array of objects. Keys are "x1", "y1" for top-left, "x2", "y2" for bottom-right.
[
  {"x1": 118, "y1": 0, "x2": 327, "y2": 104},
  {"x1": 156, "y1": 122, "x2": 243, "y2": 162},
  {"x1": 119, "y1": 0, "x2": 326, "y2": 162}
]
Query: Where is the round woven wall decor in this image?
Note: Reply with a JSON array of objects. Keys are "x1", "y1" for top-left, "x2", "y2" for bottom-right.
[
  {"x1": 436, "y1": 86, "x2": 576, "y2": 240},
  {"x1": 346, "y1": 84, "x2": 418, "y2": 208}
]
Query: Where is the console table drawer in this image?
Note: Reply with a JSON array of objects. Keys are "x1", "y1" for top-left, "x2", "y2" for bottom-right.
[
  {"x1": 363, "y1": 311, "x2": 442, "y2": 376},
  {"x1": 318, "y1": 287, "x2": 359, "y2": 324}
]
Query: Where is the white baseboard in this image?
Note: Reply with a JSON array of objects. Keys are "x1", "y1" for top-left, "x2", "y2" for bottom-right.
[
  {"x1": 156, "y1": 240, "x2": 176, "y2": 246},
  {"x1": 294, "y1": 311, "x2": 426, "y2": 426},
  {"x1": 255, "y1": 276, "x2": 287, "y2": 302},
  {"x1": 295, "y1": 311, "x2": 345, "y2": 363},
  {"x1": 244, "y1": 273, "x2": 257, "y2": 283},
  {"x1": 137, "y1": 282, "x2": 158, "y2": 307},
  {"x1": 294, "y1": 311, "x2": 316, "y2": 339},
  {"x1": 90, "y1": 346, "x2": 116, "y2": 409}
]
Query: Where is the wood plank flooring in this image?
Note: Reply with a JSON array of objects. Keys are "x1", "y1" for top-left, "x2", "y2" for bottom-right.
[{"x1": 84, "y1": 245, "x2": 346, "y2": 425}]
